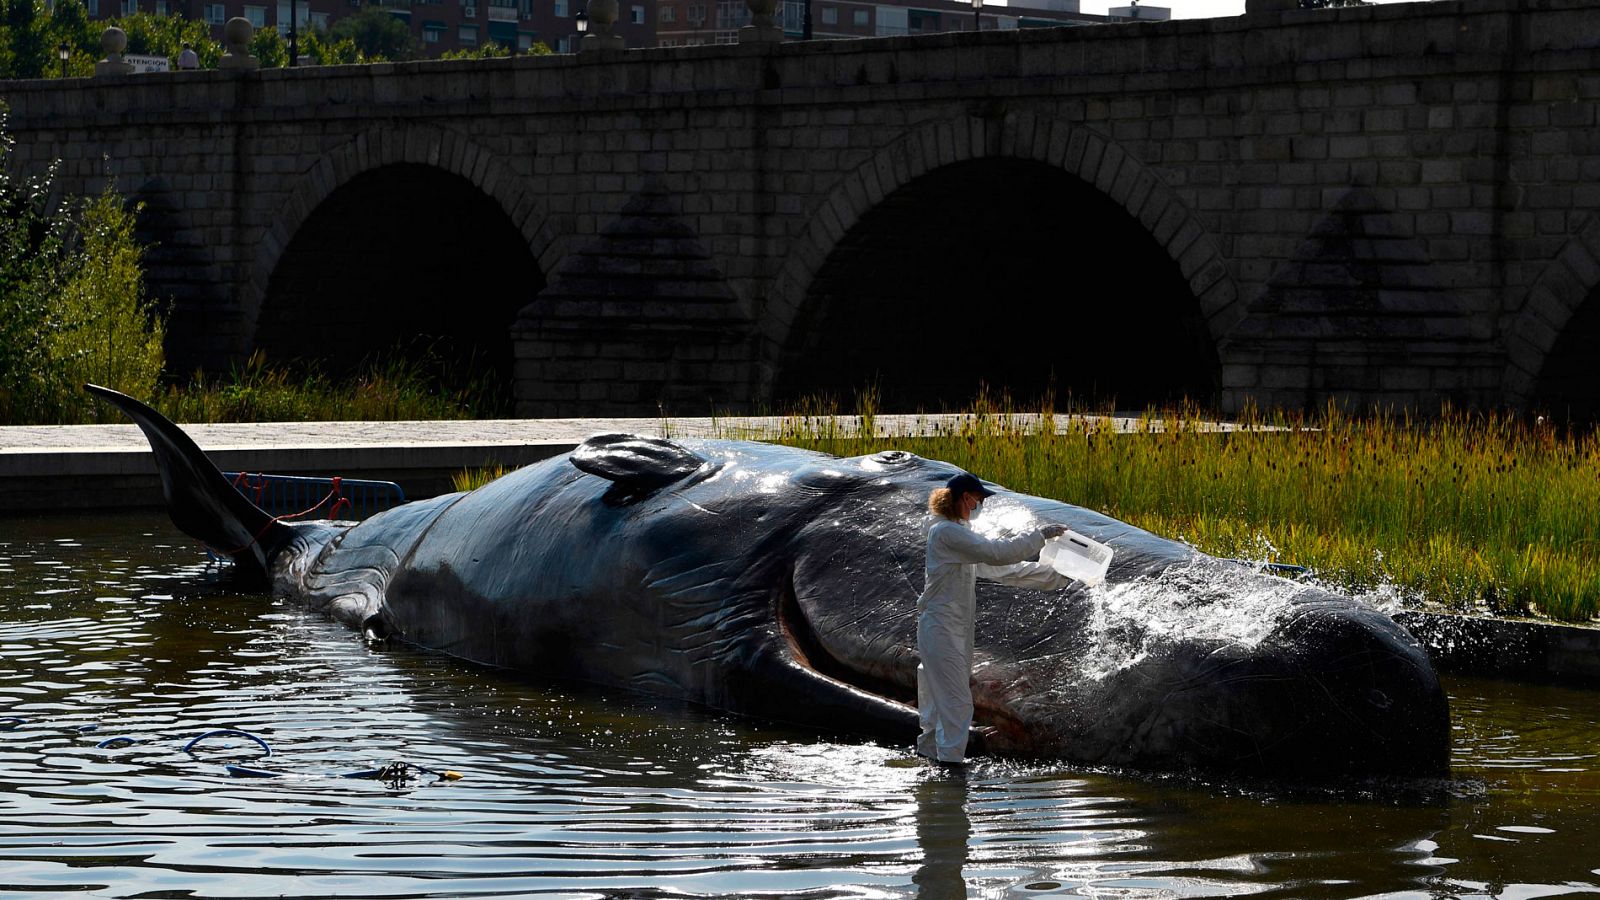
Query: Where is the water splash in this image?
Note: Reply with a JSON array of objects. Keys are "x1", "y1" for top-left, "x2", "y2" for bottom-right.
[{"x1": 1077, "y1": 554, "x2": 1317, "y2": 682}]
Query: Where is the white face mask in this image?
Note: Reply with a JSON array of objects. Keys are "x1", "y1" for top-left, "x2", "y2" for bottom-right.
[{"x1": 968, "y1": 499, "x2": 984, "y2": 521}]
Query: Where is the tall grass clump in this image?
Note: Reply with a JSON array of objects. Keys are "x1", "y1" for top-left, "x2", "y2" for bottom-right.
[
  {"x1": 155, "y1": 351, "x2": 498, "y2": 423},
  {"x1": 763, "y1": 393, "x2": 1600, "y2": 623}
]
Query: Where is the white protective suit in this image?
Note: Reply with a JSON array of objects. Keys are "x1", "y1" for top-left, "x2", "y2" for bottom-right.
[{"x1": 916, "y1": 517, "x2": 1069, "y2": 763}]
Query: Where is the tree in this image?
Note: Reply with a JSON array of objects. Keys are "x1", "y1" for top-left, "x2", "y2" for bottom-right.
[
  {"x1": 44, "y1": 0, "x2": 93, "y2": 70},
  {"x1": 115, "y1": 11, "x2": 221, "y2": 68},
  {"x1": 4, "y1": 0, "x2": 49, "y2": 79},
  {"x1": 0, "y1": 114, "x2": 165, "y2": 423},
  {"x1": 440, "y1": 40, "x2": 553, "y2": 60},
  {"x1": 328, "y1": 4, "x2": 417, "y2": 61}
]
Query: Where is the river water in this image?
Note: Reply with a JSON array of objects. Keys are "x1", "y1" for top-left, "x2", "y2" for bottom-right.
[{"x1": 1, "y1": 513, "x2": 1598, "y2": 900}]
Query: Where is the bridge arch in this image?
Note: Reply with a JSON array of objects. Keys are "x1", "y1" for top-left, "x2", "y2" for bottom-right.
[
  {"x1": 244, "y1": 126, "x2": 556, "y2": 398},
  {"x1": 764, "y1": 113, "x2": 1240, "y2": 411},
  {"x1": 1506, "y1": 218, "x2": 1600, "y2": 420}
]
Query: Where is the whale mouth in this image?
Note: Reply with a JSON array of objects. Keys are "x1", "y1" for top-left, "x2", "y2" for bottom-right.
[{"x1": 778, "y1": 577, "x2": 915, "y2": 707}]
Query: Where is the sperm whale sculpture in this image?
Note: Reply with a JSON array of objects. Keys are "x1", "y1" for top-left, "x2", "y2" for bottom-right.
[{"x1": 90, "y1": 384, "x2": 1450, "y2": 778}]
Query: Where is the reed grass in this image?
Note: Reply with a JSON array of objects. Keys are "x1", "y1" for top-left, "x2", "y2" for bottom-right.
[
  {"x1": 757, "y1": 394, "x2": 1600, "y2": 623},
  {"x1": 451, "y1": 465, "x2": 512, "y2": 493},
  {"x1": 155, "y1": 351, "x2": 500, "y2": 423}
]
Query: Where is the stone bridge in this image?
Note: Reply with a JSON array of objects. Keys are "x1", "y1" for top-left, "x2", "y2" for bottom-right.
[{"x1": 5, "y1": 0, "x2": 1600, "y2": 418}]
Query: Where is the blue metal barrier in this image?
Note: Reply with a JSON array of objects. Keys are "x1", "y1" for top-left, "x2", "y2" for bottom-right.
[{"x1": 222, "y1": 472, "x2": 406, "y2": 522}]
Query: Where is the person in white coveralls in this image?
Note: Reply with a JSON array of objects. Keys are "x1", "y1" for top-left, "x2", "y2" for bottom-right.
[{"x1": 917, "y1": 472, "x2": 1070, "y2": 764}]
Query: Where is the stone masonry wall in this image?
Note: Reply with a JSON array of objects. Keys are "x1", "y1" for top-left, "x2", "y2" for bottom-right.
[{"x1": 3, "y1": 0, "x2": 1600, "y2": 415}]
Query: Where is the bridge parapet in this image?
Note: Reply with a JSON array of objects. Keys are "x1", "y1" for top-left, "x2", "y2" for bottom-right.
[{"x1": 3, "y1": 0, "x2": 1599, "y2": 415}]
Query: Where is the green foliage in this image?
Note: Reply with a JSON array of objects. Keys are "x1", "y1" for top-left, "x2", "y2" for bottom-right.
[
  {"x1": 439, "y1": 40, "x2": 553, "y2": 60},
  {"x1": 451, "y1": 464, "x2": 513, "y2": 492},
  {"x1": 3, "y1": 0, "x2": 49, "y2": 78},
  {"x1": 0, "y1": 114, "x2": 165, "y2": 423},
  {"x1": 43, "y1": 188, "x2": 166, "y2": 420},
  {"x1": 299, "y1": 28, "x2": 363, "y2": 65},
  {"x1": 759, "y1": 394, "x2": 1600, "y2": 623},
  {"x1": 14, "y1": 3, "x2": 538, "y2": 76},
  {"x1": 328, "y1": 4, "x2": 417, "y2": 61},
  {"x1": 249, "y1": 23, "x2": 286, "y2": 68},
  {"x1": 439, "y1": 42, "x2": 509, "y2": 60},
  {"x1": 114, "y1": 11, "x2": 220, "y2": 68}
]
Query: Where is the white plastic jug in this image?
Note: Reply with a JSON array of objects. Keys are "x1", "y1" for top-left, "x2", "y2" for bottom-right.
[{"x1": 1039, "y1": 530, "x2": 1115, "y2": 587}]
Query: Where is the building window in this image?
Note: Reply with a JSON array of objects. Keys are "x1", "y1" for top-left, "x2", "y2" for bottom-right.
[
  {"x1": 819, "y1": 6, "x2": 835, "y2": 24},
  {"x1": 518, "y1": 32, "x2": 533, "y2": 48},
  {"x1": 244, "y1": 5, "x2": 266, "y2": 25},
  {"x1": 423, "y1": 22, "x2": 444, "y2": 40},
  {"x1": 630, "y1": 4, "x2": 642, "y2": 23},
  {"x1": 203, "y1": 2, "x2": 224, "y2": 21},
  {"x1": 852, "y1": 8, "x2": 866, "y2": 25},
  {"x1": 658, "y1": 4, "x2": 673, "y2": 22},
  {"x1": 714, "y1": 0, "x2": 746, "y2": 28},
  {"x1": 687, "y1": 2, "x2": 704, "y2": 22},
  {"x1": 876, "y1": 4, "x2": 905, "y2": 34},
  {"x1": 154, "y1": 0, "x2": 167, "y2": 13},
  {"x1": 311, "y1": 10, "x2": 327, "y2": 26},
  {"x1": 85, "y1": 0, "x2": 98, "y2": 14},
  {"x1": 459, "y1": 23, "x2": 478, "y2": 42},
  {"x1": 120, "y1": 0, "x2": 136, "y2": 13},
  {"x1": 554, "y1": 0, "x2": 566, "y2": 15}
]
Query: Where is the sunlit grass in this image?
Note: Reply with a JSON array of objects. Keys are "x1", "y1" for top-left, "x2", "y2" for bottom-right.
[
  {"x1": 451, "y1": 465, "x2": 513, "y2": 493},
  {"x1": 756, "y1": 392, "x2": 1600, "y2": 623},
  {"x1": 154, "y1": 351, "x2": 501, "y2": 423}
]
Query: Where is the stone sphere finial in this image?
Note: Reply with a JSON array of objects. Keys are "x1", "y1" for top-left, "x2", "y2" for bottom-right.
[
  {"x1": 586, "y1": 0, "x2": 618, "y2": 30},
  {"x1": 740, "y1": 0, "x2": 780, "y2": 41},
  {"x1": 94, "y1": 25, "x2": 134, "y2": 75},
  {"x1": 577, "y1": 0, "x2": 624, "y2": 51},
  {"x1": 224, "y1": 16, "x2": 254, "y2": 49},
  {"x1": 219, "y1": 16, "x2": 260, "y2": 69},
  {"x1": 100, "y1": 26, "x2": 128, "y2": 57}
]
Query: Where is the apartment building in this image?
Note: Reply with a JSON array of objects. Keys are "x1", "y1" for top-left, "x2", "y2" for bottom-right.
[
  {"x1": 656, "y1": 0, "x2": 1131, "y2": 47},
  {"x1": 79, "y1": 0, "x2": 656, "y2": 57}
]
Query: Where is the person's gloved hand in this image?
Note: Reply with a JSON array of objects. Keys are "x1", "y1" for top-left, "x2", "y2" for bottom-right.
[{"x1": 1041, "y1": 524, "x2": 1068, "y2": 540}]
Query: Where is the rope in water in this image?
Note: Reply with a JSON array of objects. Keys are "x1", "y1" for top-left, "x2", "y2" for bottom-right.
[{"x1": 3, "y1": 721, "x2": 462, "y2": 784}]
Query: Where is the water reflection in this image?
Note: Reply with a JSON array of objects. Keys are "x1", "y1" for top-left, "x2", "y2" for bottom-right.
[
  {"x1": 913, "y1": 769, "x2": 970, "y2": 899},
  {"x1": 4, "y1": 514, "x2": 1600, "y2": 899}
]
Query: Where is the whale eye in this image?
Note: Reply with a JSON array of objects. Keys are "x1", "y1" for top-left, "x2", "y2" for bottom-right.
[
  {"x1": 1367, "y1": 688, "x2": 1392, "y2": 710},
  {"x1": 869, "y1": 450, "x2": 916, "y2": 466}
]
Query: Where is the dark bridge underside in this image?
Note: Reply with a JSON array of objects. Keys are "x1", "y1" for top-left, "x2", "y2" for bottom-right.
[
  {"x1": 254, "y1": 164, "x2": 544, "y2": 404},
  {"x1": 776, "y1": 159, "x2": 1220, "y2": 413},
  {"x1": 1534, "y1": 286, "x2": 1600, "y2": 426}
]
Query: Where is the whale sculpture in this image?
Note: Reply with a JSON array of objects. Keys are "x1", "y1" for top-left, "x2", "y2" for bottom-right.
[{"x1": 90, "y1": 385, "x2": 1450, "y2": 778}]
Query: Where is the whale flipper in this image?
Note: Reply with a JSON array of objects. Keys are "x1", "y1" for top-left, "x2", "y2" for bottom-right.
[
  {"x1": 85, "y1": 384, "x2": 290, "y2": 579},
  {"x1": 571, "y1": 433, "x2": 709, "y2": 492}
]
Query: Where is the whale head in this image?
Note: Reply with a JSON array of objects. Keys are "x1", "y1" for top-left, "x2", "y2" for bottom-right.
[{"x1": 734, "y1": 446, "x2": 1450, "y2": 779}]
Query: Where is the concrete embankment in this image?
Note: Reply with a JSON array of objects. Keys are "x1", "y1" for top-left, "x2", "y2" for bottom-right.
[
  {"x1": 0, "y1": 412, "x2": 1145, "y2": 512},
  {"x1": 0, "y1": 417, "x2": 718, "y2": 512},
  {"x1": 1396, "y1": 611, "x2": 1600, "y2": 686}
]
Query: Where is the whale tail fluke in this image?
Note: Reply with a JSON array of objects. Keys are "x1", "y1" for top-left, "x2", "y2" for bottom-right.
[{"x1": 85, "y1": 384, "x2": 290, "y2": 579}]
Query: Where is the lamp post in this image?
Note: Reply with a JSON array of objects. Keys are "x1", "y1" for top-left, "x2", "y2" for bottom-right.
[
  {"x1": 57, "y1": 42, "x2": 69, "y2": 78},
  {"x1": 971, "y1": 0, "x2": 981, "y2": 30},
  {"x1": 289, "y1": 0, "x2": 298, "y2": 67},
  {"x1": 803, "y1": 0, "x2": 811, "y2": 38},
  {"x1": 574, "y1": 8, "x2": 587, "y2": 47}
]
